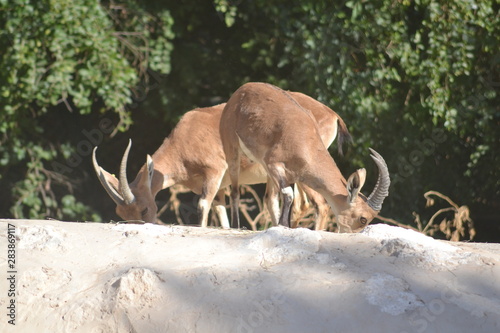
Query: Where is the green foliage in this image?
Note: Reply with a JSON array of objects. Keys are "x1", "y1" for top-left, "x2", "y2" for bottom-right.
[
  {"x1": 0, "y1": 0, "x2": 174, "y2": 220},
  {"x1": 9, "y1": 143, "x2": 99, "y2": 220},
  {"x1": 214, "y1": 0, "x2": 237, "y2": 27},
  {"x1": 1, "y1": 0, "x2": 133, "y2": 118}
]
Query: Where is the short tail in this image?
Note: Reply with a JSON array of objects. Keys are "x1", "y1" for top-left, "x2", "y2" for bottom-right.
[{"x1": 336, "y1": 116, "x2": 352, "y2": 156}]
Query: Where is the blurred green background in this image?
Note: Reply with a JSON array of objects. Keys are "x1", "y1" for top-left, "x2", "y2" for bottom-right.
[{"x1": 0, "y1": 0, "x2": 498, "y2": 240}]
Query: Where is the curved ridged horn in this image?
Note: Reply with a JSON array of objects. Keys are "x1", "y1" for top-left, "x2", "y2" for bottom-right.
[
  {"x1": 119, "y1": 139, "x2": 136, "y2": 205},
  {"x1": 366, "y1": 148, "x2": 390, "y2": 211},
  {"x1": 92, "y1": 146, "x2": 125, "y2": 205}
]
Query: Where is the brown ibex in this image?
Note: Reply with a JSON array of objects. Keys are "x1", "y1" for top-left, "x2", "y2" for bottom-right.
[{"x1": 220, "y1": 82, "x2": 390, "y2": 232}]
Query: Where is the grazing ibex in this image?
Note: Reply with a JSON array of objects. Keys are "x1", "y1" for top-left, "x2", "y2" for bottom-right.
[
  {"x1": 93, "y1": 91, "x2": 351, "y2": 228},
  {"x1": 93, "y1": 105, "x2": 231, "y2": 227},
  {"x1": 266, "y1": 91, "x2": 350, "y2": 230},
  {"x1": 220, "y1": 82, "x2": 390, "y2": 232}
]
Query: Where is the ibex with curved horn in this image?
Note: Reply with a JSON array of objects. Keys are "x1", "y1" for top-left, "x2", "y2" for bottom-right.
[
  {"x1": 93, "y1": 90, "x2": 352, "y2": 229},
  {"x1": 220, "y1": 82, "x2": 390, "y2": 232},
  {"x1": 93, "y1": 104, "x2": 231, "y2": 226}
]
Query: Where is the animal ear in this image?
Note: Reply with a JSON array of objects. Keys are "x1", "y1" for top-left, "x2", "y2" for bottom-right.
[
  {"x1": 138, "y1": 154, "x2": 155, "y2": 190},
  {"x1": 346, "y1": 168, "x2": 366, "y2": 204}
]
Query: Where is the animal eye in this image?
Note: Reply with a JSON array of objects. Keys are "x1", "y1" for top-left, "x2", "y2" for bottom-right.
[
  {"x1": 141, "y1": 208, "x2": 148, "y2": 217},
  {"x1": 360, "y1": 217, "x2": 368, "y2": 225}
]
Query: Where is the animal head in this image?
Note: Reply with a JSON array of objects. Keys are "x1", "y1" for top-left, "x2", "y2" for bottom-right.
[
  {"x1": 92, "y1": 140, "x2": 158, "y2": 223},
  {"x1": 334, "y1": 148, "x2": 390, "y2": 232}
]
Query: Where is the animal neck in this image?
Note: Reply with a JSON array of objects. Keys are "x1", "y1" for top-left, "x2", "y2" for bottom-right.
[
  {"x1": 302, "y1": 153, "x2": 349, "y2": 215},
  {"x1": 130, "y1": 149, "x2": 180, "y2": 197},
  {"x1": 150, "y1": 139, "x2": 188, "y2": 191}
]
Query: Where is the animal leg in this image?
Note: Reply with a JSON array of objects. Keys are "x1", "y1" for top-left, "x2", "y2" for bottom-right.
[
  {"x1": 228, "y1": 151, "x2": 241, "y2": 229},
  {"x1": 264, "y1": 176, "x2": 280, "y2": 226},
  {"x1": 267, "y1": 163, "x2": 293, "y2": 227},
  {"x1": 290, "y1": 183, "x2": 312, "y2": 228},
  {"x1": 198, "y1": 169, "x2": 226, "y2": 228},
  {"x1": 213, "y1": 189, "x2": 230, "y2": 229}
]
